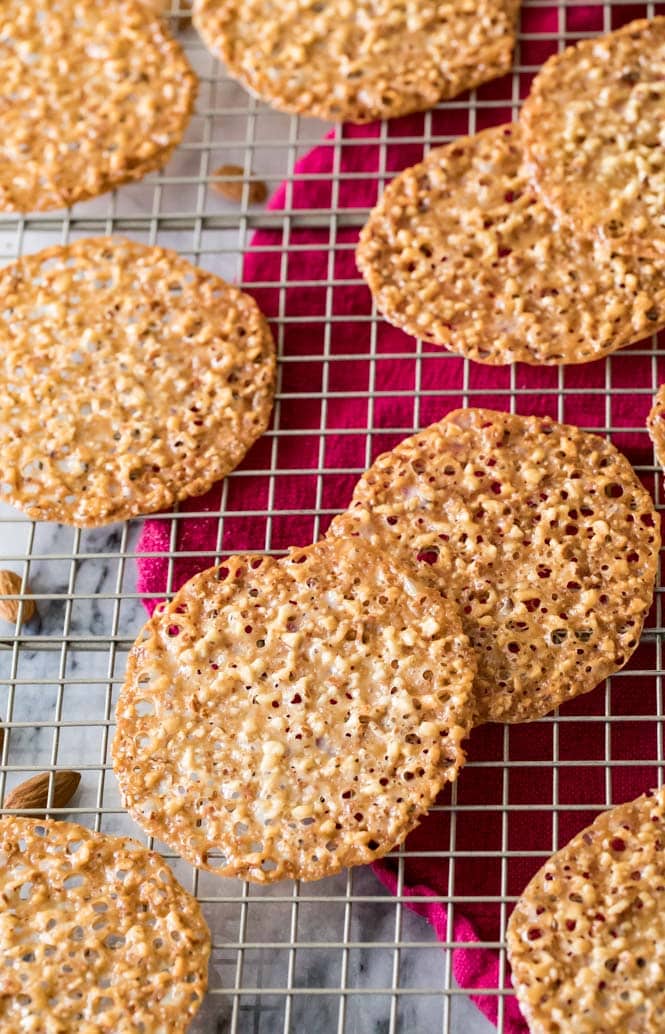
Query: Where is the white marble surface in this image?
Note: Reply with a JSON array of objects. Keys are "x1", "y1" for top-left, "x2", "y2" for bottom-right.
[{"x1": 0, "y1": 25, "x2": 495, "y2": 1032}]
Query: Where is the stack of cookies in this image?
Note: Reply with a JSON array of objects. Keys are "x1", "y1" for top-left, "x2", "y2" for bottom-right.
[
  {"x1": 358, "y1": 17, "x2": 665, "y2": 365},
  {"x1": 112, "y1": 408, "x2": 660, "y2": 894},
  {"x1": 327, "y1": 408, "x2": 660, "y2": 725}
]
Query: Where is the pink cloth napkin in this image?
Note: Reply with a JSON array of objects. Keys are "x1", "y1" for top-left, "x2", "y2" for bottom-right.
[{"x1": 137, "y1": 8, "x2": 665, "y2": 1027}]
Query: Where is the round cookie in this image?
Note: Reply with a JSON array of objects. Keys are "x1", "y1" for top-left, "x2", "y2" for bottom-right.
[
  {"x1": 0, "y1": 0, "x2": 196, "y2": 212},
  {"x1": 192, "y1": 0, "x2": 517, "y2": 123},
  {"x1": 0, "y1": 817, "x2": 210, "y2": 1032},
  {"x1": 329, "y1": 408, "x2": 660, "y2": 724},
  {"x1": 357, "y1": 124, "x2": 665, "y2": 365},
  {"x1": 112, "y1": 538, "x2": 476, "y2": 882},
  {"x1": 508, "y1": 786, "x2": 665, "y2": 1033},
  {"x1": 0, "y1": 237, "x2": 276, "y2": 527},
  {"x1": 520, "y1": 17, "x2": 665, "y2": 259}
]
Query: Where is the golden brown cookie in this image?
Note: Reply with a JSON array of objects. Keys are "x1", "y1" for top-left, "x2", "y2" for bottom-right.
[
  {"x1": 113, "y1": 538, "x2": 476, "y2": 882},
  {"x1": 193, "y1": 0, "x2": 518, "y2": 123},
  {"x1": 0, "y1": 0, "x2": 196, "y2": 212},
  {"x1": 0, "y1": 817, "x2": 210, "y2": 1032},
  {"x1": 357, "y1": 124, "x2": 665, "y2": 365},
  {"x1": 0, "y1": 237, "x2": 276, "y2": 526},
  {"x1": 329, "y1": 408, "x2": 659, "y2": 724},
  {"x1": 508, "y1": 786, "x2": 665, "y2": 1033},
  {"x1": 521, "y1": 17, "x2": 665, "y2": 258}
]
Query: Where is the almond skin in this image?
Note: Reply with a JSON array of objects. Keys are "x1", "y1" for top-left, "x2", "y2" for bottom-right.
[
  {"x1": 4, "y1": 770, "x2": 81, "y2": 816},
  {"x1": 211, "y1": 164, "x2": 268, "y2": 205},
  {"x1": 0, "y1": 570, "x2": 36, "y2": 625}
]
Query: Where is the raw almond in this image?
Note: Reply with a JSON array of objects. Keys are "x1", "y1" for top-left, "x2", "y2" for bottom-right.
[
  {"x1": 0, "y1": 569, "x2": 36, "y2": 625},
  {"x1": 4, "y1": 770, "x2": 81, "y2": 816},
  {"x1": 211, "y1": 164, "x2": 268, "y2": 205}
]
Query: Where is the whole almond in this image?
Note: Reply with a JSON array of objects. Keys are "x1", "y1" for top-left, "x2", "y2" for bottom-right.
[
  {"x1": 212, "y1": 164, "x2": 268, "y2": 205},
  {"x1": 4, "y1": 770, "x2": 81, "y2": 816},
  {"x1": 0, "y1": 570, "x2": 36, "y2": 625},
  {"x1": 139, "y1": 0, "x2": 192, "y2": 30}
]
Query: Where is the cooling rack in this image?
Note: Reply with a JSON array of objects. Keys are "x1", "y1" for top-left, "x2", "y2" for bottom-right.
[{"x1": 1, "y1": 3, "x2": 665, "y2": 1031}]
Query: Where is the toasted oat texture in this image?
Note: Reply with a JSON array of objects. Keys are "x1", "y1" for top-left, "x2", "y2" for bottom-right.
[
  {"x1": 508, "y1": 786, "x2": 665, "y2": 1033},
  {"x1": 192, "y1": 0, "x2": 517, "y2": 123},
  {"x1": 329, "y1": 408, "x2": 659, "y2": 724},
  {"x1": 357, "y1": 124, "x2": 665, "y2": 365},
  {"x1": 113, "y1": 538, "x2": 476, "y2": 882},
  {"x1": 521, "y1": 18, "x2": 665, "y2": 259},
  {"x1": 0, "y1": 817, "x2": 210, "y2": 1032},
  {"x1": 0, "y1": 0, "x2": 196, "y2": 212},
  {"x1": 0, "y1": 237, "x2": 276, "y2": 527}
]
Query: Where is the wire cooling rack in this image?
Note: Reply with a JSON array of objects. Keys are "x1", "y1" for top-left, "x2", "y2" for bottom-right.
[{"x1": 1, "y1": 3, "x2": 665, "y2": 1032}]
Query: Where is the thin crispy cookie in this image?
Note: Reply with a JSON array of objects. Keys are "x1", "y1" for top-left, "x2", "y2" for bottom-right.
[
  {"x1": 329, "y1": 408, "x2": 659, "y2": 724},
  {"x1": 521, "y1": 17, "x2": 665, "y2": 259},
  {"x1": 508, "y1": 786, "x2": 665, "y2": 1033},
  {"x1": 112, "y1": 538, "x2": 476, "y2": 882},
  {"x1": 192, "y1": 0, "x2": 517, "y2": 124},
  {"x1": 0, "y1": 817, "x2": 210, "y2": 1032},
  {"x1": 0, "y1": 0, "x2": 196, "y2": 212},
  {"x1": 0, "y1": 237, "x2": 276, "y2": 527},
  {"x1": 357, "y1": 124, "x2": 665, "y2": 365}
]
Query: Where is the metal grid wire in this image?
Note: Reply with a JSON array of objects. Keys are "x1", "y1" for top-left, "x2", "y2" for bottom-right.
[{"x1": 1, "y1": 3, "x2": 665, "y2": 1031}]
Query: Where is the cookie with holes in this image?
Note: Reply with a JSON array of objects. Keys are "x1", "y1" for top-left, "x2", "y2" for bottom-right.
[
  {"x1": 0, "y1": 237, "x2": 276, "y2": 526},
  {"x1": 192, "y1": 0, "x2": 518, "y2": 123},
  {"x1": 508, "y1": 785, "x2": 665, "y2": 1033},
  {"x1": 520, "y1": 17, "x2": 665, "y2": 259},
  {"x1": 357, "y1": 124, "x2": 665, "y2": 365},
  {"x1": 112, "y1": 538, "x2": 476, "y2": 882},
  {"x1": 0, "y1": 817, "x2": 210, "y2": 1031},
  {"x1": 0, "y1": 0, "x2": 196, "y2": 212},
  {"x1": 328, "y1": 408, "x2": 659, "y2": 724}
]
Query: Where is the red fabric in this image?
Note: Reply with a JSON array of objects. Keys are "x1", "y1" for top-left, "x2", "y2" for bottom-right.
[{"x1": 136, "y1": 7, "x2": 665, "y2": 1027}]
